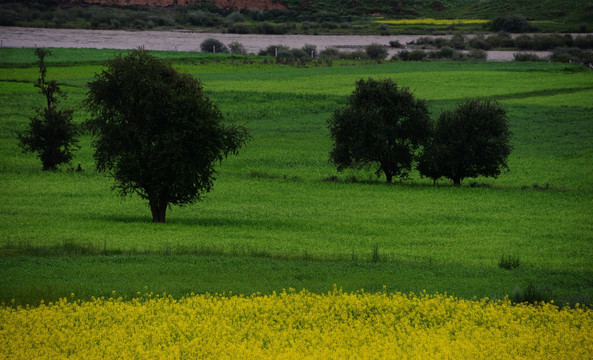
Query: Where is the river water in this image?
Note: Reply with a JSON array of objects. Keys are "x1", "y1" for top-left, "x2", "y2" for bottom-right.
[{"x1": 0, "y1": 26, "x2": 550, "y2": 61}]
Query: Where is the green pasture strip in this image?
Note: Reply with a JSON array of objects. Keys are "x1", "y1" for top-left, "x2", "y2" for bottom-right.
[
  {"x1": 1, "y1": 48, "x2": 592, "y2": 305},
  {"x1": 1, "y1": 173, "x2": 591, "y2": 268},
  {"x1": 198, "y1": 65, "x2": 593, "y2": 102},
  {"x1": 0, "y1": 47, "x2": 239, "y2": 68},
  {"x1": 1, "y1": 254, "x2": 591, "y2": 308}
]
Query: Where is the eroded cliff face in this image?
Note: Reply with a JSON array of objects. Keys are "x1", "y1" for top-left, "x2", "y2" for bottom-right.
[{"x1": 70, "y1": 0, "x2": 287, "y2": 10}]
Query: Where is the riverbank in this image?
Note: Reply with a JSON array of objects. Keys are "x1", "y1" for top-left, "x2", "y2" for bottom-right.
[{"x1": 0, "y1": 27, "x2": 554, "y2": 61}]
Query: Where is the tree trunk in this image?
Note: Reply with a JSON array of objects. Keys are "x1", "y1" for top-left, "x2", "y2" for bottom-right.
[
  {"x1": 453, "y1": 178, "x2": 461, "y2": 186},
  {"x1": 150, "y1": 202, "x2": 167, "y2": 223},
  {"x1": 385, "y1": 172, "x2": 393, "y2": 184}
]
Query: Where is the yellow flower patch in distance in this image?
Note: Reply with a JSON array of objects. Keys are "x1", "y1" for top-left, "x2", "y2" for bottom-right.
[
  {"x1": 1, "y1": 289, "x2": 591, "y2": 359},
  {"x1": 377, "y1": 18, "x2": 489, "y2": 25}
]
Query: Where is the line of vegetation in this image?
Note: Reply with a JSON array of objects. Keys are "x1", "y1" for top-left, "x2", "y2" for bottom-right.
[{"x1": 1, "y1": 0, "x2": 591, "y2": 34}]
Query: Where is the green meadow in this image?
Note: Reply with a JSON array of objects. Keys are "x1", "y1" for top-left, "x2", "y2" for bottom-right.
[{"x1": 0, "y1": 48, "x2": 592, "y2": 307}]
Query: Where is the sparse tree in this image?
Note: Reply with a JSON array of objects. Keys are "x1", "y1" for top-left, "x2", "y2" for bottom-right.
[
  {"x1": 18, "y1": 48, "x2": 80, "y2": 171},
  {"x1": 418, "y1": 99, "x2": 512, "y2": 186},
  {"x1": 85, "y1": 49, "x2": 248, "y2": 222},
  {"x1": 328, "y1": 78, "x2": 431, "y2": 183}
]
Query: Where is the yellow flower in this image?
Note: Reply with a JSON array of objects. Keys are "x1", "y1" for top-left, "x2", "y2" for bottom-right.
[
  {"x1": 1, "y1": 289, "x2": 591, "y2": 359},
  {"x1": 377, "y1": 18, "x2": 489, "y2": 25}
]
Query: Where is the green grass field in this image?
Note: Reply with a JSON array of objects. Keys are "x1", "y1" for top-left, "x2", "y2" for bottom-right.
[{"x1": 0, "y1": 48, "x2": 592, "y2": 307}]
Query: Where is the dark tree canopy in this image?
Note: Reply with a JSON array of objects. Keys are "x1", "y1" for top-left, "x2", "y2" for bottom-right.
[
  {"x1": 418, "y1": 99, "x2": 512, "y2": 186},
  {"x1": 18, "y1": 48, "x2": 79, "y2": 171},
  {"x1": 328, "y1": 78, "x2": 431, "y2": 183},
  {"x1": 85, "y1": 49, "x2": 248, "y2": 222}
]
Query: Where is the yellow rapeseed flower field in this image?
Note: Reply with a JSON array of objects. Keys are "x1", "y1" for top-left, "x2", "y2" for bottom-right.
[
  {"x1": 1, "y1": 289, "x2": 592, "y2": 359},
  {"x1": 377, "y1": 18, "x2": 489, "y2": 25}
]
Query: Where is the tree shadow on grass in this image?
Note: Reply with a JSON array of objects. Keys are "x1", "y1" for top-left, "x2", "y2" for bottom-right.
[{"x1": 101, "y1": 213, "x2": 287, "y2": 229}]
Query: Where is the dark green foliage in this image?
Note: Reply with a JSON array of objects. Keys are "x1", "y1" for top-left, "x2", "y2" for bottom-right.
[
  {"x1": 258, "y1": 44, "x2": 291, "y2": 57},
  {"x1": 513, "y1": 53, "x2": 541, "y2": 62},
  {"x1": 365, "y1": 43, "x2": 388, "y2": 61},
  {"x1": 85, "y1": 49, "x2": 248, "y2": 223},
  {"x1": 17, "y1": 48, "x2": 79, "y2": 171},
  {"x1": 550, "y1": 47, "x2": 593, "y2": 65},
  {"x1": 418, "y1": 99, "x2": 512, "y2": 186},
  {"x1": 200, "y1": 38, "x2": 228, "y2": 53},
  {"x1": 491, "y1": 15, "x2": 531, "y2": 33},
  {"x1": 302, "y1": 44, "x2": 318, "y2": 58},
  {"x1": 328, "y1": 78, "x2": 431, "y2": 183},
  {"x1": 407, "y1": 50, "x2": 427, "y2": 61},
  {"x1": 319, "y1": 48, "x2": 341, "y2": 59}
]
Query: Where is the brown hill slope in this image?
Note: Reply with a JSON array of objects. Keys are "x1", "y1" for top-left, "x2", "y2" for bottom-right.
[{"x1": 70, "y1": 0, "x2": 287, "y2": 10}]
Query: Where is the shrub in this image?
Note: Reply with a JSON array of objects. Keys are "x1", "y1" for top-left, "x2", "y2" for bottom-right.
[
  {"x1": 188, "y1": 11, "x2": 221, "y2": 27},
  {"x1": 228, "y1": 23, "x2": 251, "y2": 34},
  {"x1": 466, "y1": 49, "x2": 487, "y2": 60},
  {"x1": 449, "y1": 34, "x2": 465, "y2": 49},
  {"x1": 258, "y1": 44, "x2": 290, "y2": 57},
  {"x1": 533, "y1": 34, "x2": 569, "y2": 50},
  {"x1": 228, "y1": 41, "x2": 244, "y2": 54},
  {"x1": 550, "y1": 47, "x2": 585, "y2": 63},
  {"x1": 365, "y1": 43, "x2": 388, "y2": 61},
  {"x1": 302, "y1": 44, "x2": 317, "y2": 58},
  {"x1": 396, "y1": 50, "x2": 409, "y2": 61},
  {"x1": 429, "y1": 46, "x2": 455, "y2": 59},
  {"x1": 407, "y1": 50, "x2": 427, "y2": 61},
  {"x1": 319, "y1": 48, "x2": 341, "y2": 59},
  {"x1": 343, "y1": 50, "x2": 368, "y2": 60},
  {"x1": 513, "y1": 53, "x2": 541, "y2": 62},
  {"x1": 491, "y1": 15, "x2": 530, "y2": 33},
  {"x1": 574, "y1": 35, "x2": 593, "y2": 49},
  {"x1": 515, "y1": 35, "x2": 534, "y2": 49},
  {"x1": 389, "y1": 40, "x2": 402, "y2": 48},
  {"x1": 468, "y1": 35, "x2": 490, "y2": 50},
  {"x1": 200, "y1": 38, "x2": 228, "y2": 53},
  {"x1": 225, "y1": 11, "x2": 244, "y2": 25}
]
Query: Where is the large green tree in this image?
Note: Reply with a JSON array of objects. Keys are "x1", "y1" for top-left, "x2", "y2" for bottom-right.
[
  {"x1": 328, "y1": 78, "x2": 431, "y2": 183},
  {"x1": 85, "y1": 49, "x2": 248, "y2": 223},
  {"x1": 418, "y1": 99, "x2": 512, "y2": 186},
  {"x1": 18, "y1": 48, "x2": 80, "y2": 171}
]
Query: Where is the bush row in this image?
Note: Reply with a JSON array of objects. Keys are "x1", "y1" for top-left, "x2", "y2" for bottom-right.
[{"x1": 410, "y1": 33, "x2": 593, "y2": 52}]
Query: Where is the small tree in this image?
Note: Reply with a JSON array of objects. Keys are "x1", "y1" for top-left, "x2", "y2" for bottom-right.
[
  {"x1": 18, "y1": 48, "x2": 80, "y2": 171},
  {"x1": 200, "y1": 38, "x2": 228, "y2": 53},
  {"x1": 328, "y1": 78, "x2": 431, "y2": 183},
  {"x1": 418, "y1": 99, "x2": 512, "y2": 186},
  {"x1": 85, "y1": 49, "x2": 248, "y2": 222},
  {"x1": 365, "y1": 43, "x2": 388, "y2": 61}
]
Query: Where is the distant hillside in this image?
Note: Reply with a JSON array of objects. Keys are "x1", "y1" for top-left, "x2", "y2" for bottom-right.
[
  {"x1": 283, "y1": 0, "x2": 593, "y2": 20},
  {"x1": 69, "y1": 0, "x2": 287, "y2": 11},
  {"x1": 68, "y1": 0, "x2": 593, "y2": 22}
]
